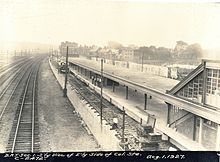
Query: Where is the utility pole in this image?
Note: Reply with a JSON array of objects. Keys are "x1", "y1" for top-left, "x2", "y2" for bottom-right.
[
  {"x1": 63, "y1": 46, "x2": 68, "y2": 97},
  {"x1": 56, "y1": 50, "x2": 59, "y2": 73},
  {"x1": 100, "y1": 58, "x2": 104, "y2": 124},
  {"x1": 122, "y1": 107, "x2": 125, "y2": 142},
  {"x1": 51, "y1": 49, "x2": 53, "y2": 58}
]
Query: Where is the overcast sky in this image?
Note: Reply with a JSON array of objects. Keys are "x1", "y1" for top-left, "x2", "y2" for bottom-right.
[{"x1": 0, "y1": 0, "x2": 220, "y2": 49}]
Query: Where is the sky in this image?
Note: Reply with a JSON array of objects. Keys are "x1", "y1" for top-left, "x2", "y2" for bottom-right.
[{"x1": 0, "y1": 0, "x2": 220, "y2": 50}]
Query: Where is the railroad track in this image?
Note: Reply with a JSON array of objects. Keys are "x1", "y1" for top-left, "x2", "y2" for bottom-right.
[
  {"x1": 0, "y1": 58, "x2": 32, "y2": 92},
  {"x1": 5, "y1": 59, "x2": 42, "y2": 153},
  {"x1": 68, "y1": 69, "x2": 173, "y2": 151},
  {"x1": 0, "y1": 58, "x2": 34, "y2": 98},
  {"x1": 0, "y1": 61, "x2": 34, "y2": 121},
  {"x1": 68, "y1": 73, "x2": 141, "y2": 150},
  {"x1": 0, "y1": 57, "x2": 30, "y2": 77}
]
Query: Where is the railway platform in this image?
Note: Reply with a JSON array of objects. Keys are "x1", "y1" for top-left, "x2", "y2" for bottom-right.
[
  {"x1": 69, "y1": 58, "x2": 220, "y2": 150},
  {"x1": 68, "y1": 63, "x2": 206, "y2": 151},
  {"x1": 50, "y1": 58, "x2": 209, "y2": 151},
  {"x1": 66, "y1": 57, "x2": 215, "y2": 150},
  {"x1": 68, "y1": 58, "x2": 179, "y2": 93}
]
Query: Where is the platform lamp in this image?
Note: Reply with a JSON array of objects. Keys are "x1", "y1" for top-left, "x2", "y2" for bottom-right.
[
  {"x1": 63, "y1": 46, "x2": 68, "y2": 97},
  {"x1": 100, "y1": 58, "x2": 104, "y2": 124}
]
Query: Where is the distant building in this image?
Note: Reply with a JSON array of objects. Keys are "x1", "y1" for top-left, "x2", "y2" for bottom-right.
[
  {"x1": 76, "y1": 45, "x2": 90, "y2": 57},
  {"x1": 98, "y1": 48, "x2": 119, "y2": 60},
  {"x1": 59, "y1": 41, "x2": 79, "y2": 57},
  {"x1": 174, "y1": 41, "x2": 188, "y2": 53},
  {"x1": 88, "y1": 46, "x2": 100, "y2": 58},
  {"x1": 98, "y1": 48, "x2": 111, "y2": 59},
  {"x1": 110, "y1": 49, "x2": 119, "y2": 60},
  {"x1": 119, "y1": 48, "x2": 135, "y2": 61}
]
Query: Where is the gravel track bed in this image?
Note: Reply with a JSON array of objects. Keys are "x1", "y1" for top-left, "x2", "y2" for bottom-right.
[
  {"x1": 0, "y1": 61, "x2": 35, "y2": 152},
  {"x1": 38, "y1": 59, "x2": 99, "y2": 152}
]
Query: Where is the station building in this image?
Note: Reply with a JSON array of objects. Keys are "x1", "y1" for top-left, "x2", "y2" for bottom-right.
[
  {"x1": 59, "y1": 41, "x2": 79, "y2": 57},
  {"x1": 68, "y1": 58, "x2": 220, "y2": 150},
  {"x1": 168, "y1": 59, "x2": 220, "y2": 150}
]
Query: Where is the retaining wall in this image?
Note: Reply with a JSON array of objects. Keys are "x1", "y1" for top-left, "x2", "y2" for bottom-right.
[{"x1": 49, "y1": 60, "x2": 122, "y2": 151}]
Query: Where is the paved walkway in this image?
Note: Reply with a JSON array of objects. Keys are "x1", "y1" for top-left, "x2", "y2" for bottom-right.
[{"x1": 69, "y1": 58, "x2": 179, "y2": 93}]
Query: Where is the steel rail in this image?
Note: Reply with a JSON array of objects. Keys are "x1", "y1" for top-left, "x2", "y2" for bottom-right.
[
  {"x1": 11, "y1": 70, "x2": 33, "y2": 153},
  {"x1": 31, "y1": 61, "x2": 41, "y2": 152},
  {"x1": 5, "y1": 56, "x2": 44, "y2": 153},
  {"x1": 0, "y1": 57, "x2": 30, "y2": 71},
  {"x1": 32, "y1": 73, "x2": 36, "y2": 153},
  {"x1": 0, "y1": 57, "x2": 30, "y2": 77},
  {"x1": 0, "y1": 61, "x2": 32, "y2": 100},
  {"x1": 0, "y1": 61, "x2": 34, "y2": 120}
]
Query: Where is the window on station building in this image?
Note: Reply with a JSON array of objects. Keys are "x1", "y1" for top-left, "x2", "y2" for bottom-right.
[
  {"x1": 176, "y1": 69, "x2": 220, "y2": 108},
  {"x1": 205, "y1": 68, "x2": 220, "y2": 108},
  {"x1": 176, "y1": 73, "x2": 203, "y2": 103},
  {"x1": 206, "y1": 69, "x2": 220, "y2": 95}
]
